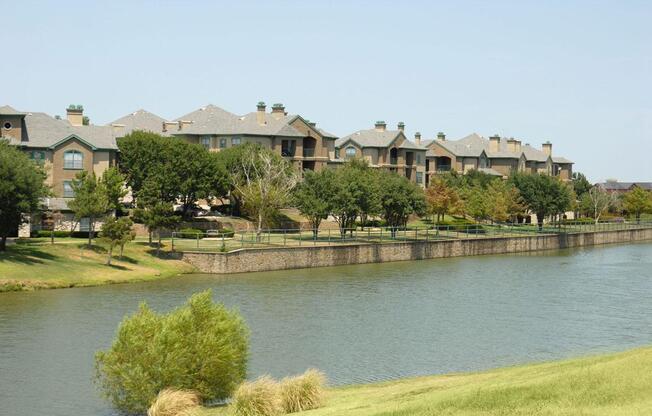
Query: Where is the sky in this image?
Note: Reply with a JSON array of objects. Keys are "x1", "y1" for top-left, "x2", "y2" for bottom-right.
[{"x1": 3, "y1": 0, "x2": 651, "y2": 182}]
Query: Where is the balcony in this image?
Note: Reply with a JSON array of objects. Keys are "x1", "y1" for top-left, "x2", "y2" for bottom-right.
[
  {"x1": 435, "y1": 165, "x2": 451, "y2": 173},
  {"x1": 281, "y1": 149, "x2": 296, "y2": 157},
  {"x1": 303, "y1": 147, "x2": 316, "y2": 157}
]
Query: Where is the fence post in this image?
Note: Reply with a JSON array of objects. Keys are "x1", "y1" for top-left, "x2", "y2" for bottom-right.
[
  {"x1": 171, "y1": 232, "x2": 175, "y2": 252},
  {"x1": 196, "y1": 233, "x2": 199, "y2": 249},
  {"x1": 284, "y1": 229, "x2": 287, "y2": 247},
  {"x1": 328, "y1": 229, "x2": 331, "y2": 245}
]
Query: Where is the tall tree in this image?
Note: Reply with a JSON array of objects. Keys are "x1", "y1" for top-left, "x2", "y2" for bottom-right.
[
  {"x1": 510, "y1": 173, "x2": 572, "y2": 230},
  {"x1": 622, "y1": 186, "x2": 652, "y2": 223},
  {"x1": 0, "y1": 140, "x2": 49, "y2": 251},
  {"x1": 134, "y1": 177, "x2": 181, "y2": 254},
  {"x1": 232, "y1": 145, "x2": 298, "y2": 239},
  {"x1": 425, "y1": 176, "x2": 462, "y2": 224},
  {"x1": 293, "y1": 169, "x2": 337, "y2": 237},
  {"x1": 581, "y1": 186, "x2": 617, "y2": 224},
  {"x1": 101, "y1": 167, "x2": 127, "y2": 213},
  {"x1": 377, "y1": 171, "x2": 426, "y2": 237},
  {"x1": 68, "y1": 171, "x2": 109, "y2": 247},
  {"x1": 571, "y1": 172, "x2": 592, "y2": 198}
]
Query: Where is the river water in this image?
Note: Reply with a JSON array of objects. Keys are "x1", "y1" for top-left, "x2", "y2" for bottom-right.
[{"x1": 1, "y1": 243, "x2": 651, "y2": 416}]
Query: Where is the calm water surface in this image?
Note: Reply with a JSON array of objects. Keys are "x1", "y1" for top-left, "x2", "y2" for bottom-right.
[{"x1": 1, "y1": 243, "x2": 652, "y2": 416}]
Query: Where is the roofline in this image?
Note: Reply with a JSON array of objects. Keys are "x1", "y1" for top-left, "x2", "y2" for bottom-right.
[{"x1": 48, "y1": 134, "x2": 98, "y2": 151}]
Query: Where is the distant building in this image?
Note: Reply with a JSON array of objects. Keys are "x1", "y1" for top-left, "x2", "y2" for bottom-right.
[
  {"x1": 596, "y1": 180, "x2": 652, "y2": 194},
  {"x1": 421, "y1": 132, "x2": 573, "y2": 187},
  {"x1": 335, "y1": 121, "x2": 427, "y2": 187}
]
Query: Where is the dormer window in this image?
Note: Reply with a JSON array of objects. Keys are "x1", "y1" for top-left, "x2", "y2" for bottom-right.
[
  {"x1": 64, "y1": 150, "x2": 83, "y2": 169},
  {"x1": 345, "y1": 146, "x2": 356, "y2": 159}
]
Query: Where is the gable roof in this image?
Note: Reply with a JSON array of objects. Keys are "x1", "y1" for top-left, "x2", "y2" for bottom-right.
[
  {"x1": 4, "y1": 111, "x2": 118, "y2": 150},
  {"x1": 336, "y1": 129, "x2": 425, "y2": 150},
  {"x1": 597, "y1": 182, "x2": 652, "y2": 191},
  {"x1": 0, "y1": 105, "x2": 26, "y2": 116},
  {"x1": 109, "y1": 109, "x2": 169, "y2": 136}
]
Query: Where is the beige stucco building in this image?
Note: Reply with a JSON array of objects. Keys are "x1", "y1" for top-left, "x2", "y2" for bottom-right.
[
  {"x1": 110, "y1": 102, "x2": 339, "y2": 172},
  {"x1": 334, "y1": 121, "x2": 427, "y2": 187},
  {"x1": 422, "y1": 132, "x2": 573, "y2": 187}
]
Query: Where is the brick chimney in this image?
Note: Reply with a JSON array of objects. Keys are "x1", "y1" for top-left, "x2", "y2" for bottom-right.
[
  {"x1": 542, "y1": 141, "x2": 552, "y2": 157},
  {"x1": 374, "y1": 120, "x2": 386, "y2": 132},
  {"x1": 507, "y1": 138, "x2": 519, "y2": 153},
  {"x1": 397, "y1": 122, "x2": 405, "y2": 132},
  {"x1": 66, "y1": 104, "x2": 84, "y2": 126},
  {"x1": 437, "y1": 132, "x2": 446, "y2": 141},
  {"x1": 177, "y1": 120, "x2": 192, "y2": 131},
  {"x1": 489, "y1": 135, "x2": 501, "y2": 153},
  {"x1": 256, "y1": 101, "x2": 266, "y2": 125},
  {"x1": 162, "y1": 121, "x2": 178, "y2": 133},
  {"x1": 271, "y1": 103, "x2": 285, "y2": 120},
  {"x1": 414, "y1": 132, "x2": 421, "y2": 146}
]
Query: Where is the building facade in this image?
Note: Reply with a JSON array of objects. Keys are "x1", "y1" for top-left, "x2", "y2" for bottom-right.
[{"x1": 334, "y1": 121, "x2": 427, "y2": 187}]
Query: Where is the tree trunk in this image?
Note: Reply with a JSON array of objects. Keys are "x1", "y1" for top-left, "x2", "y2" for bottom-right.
[
  {"x1": 256, "y1": 213, "x2": 263, "y2": 242},
  {"x1": 119, "y1": 244, "x2": 124, "y2": 260},
  {"x1": 537, "y1": 214, "x2": 544, "y2": 231},
  {"x1": 0, "y1": 236, "x2": 6, "y2": 252},
  {"x1": 51, "y1": 230, "x2": 54, "y2": 245},
  {"x1": 148, "y1": 230, "x2": 152, "y2": 245},
  {"x1": 88, "y1": 217, "x2": 94, "y2": 247},
  {"x1": 312, "y1": 219, "x2": 320, "y2": 238},
  {"x1": 156, "y1": 232, "x2": 162, "y2": 256},
  {"x1": 107, "y1": 244, "x2": 113, "y2": 265}
]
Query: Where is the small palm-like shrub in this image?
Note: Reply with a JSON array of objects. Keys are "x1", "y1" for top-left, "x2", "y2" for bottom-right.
[
  {"x1": 147, "y1": 388, "x2": 200, "y2": 416},
  {"x1": 95, "y1": 290, "x2": 249, "y2": 414},
  {"x1": 230, "y1": 376, "x2": 282, "y2": 416},
  {"x1": 279, "y1": 369, "x2": 327, "y2": 413}
]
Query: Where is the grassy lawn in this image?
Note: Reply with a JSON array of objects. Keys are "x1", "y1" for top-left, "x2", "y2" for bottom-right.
[
  {"x1": 0, "y1": 238, "x2": 194, "y2": 292},
  {"x1": 201, "y1": 346, "x2": 652, "y2": 416}
]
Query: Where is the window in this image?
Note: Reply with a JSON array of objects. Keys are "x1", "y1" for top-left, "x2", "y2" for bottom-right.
[
  {"x1": 335, "y1": 148, "x2": 340, "y2": 159},
  {"x1": 416, "y1": 172, "x2": 423, "y2": 184},
  {"x1": 2, "y1": 122, "x2": 11, "y2": 130},
  {"x1": 200, "y1": 136, "x2": 211, "y2": 149},
  {"x1": 281, "y1": 140, "x2": 296, "y2": 157},
  {"x1": 63, "y1": 150, "x2": 83, "y2": 169},
  {"x1": 219, "y1": 138, "x2": 227, "y2": 149},
  {"x1": 231, "y1": 136, "x2": 241, "y2": 145},
  {"x1": 345, "y1": 146, "x2": 356, "y2": 158},
  {"x1": 30, "y1": 151, "x2": 45, "y2": 164},
  {"x1": 63, "y1": 181, "x2": 75, "y2": 198},
  {"x1": 416, "y1": 153, "x2": 422, "y2": 164}
]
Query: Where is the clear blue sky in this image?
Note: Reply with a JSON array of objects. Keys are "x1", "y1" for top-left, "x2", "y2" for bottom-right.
[{"x1": 4, "y1": 1, "x2": 651, "y2": 182}]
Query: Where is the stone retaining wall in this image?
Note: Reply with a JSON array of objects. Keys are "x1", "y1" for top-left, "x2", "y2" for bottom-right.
[{"x1": 180, "y1": 227, "x2": 652, "y2": 274}]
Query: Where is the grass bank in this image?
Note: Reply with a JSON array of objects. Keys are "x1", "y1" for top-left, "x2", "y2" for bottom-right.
[
  {"x1": 202, "y1": 346, "x2": 652, "y2": 415},
  {"x1": 0, "y1": 238, "x2": 194, "y2": 292}
]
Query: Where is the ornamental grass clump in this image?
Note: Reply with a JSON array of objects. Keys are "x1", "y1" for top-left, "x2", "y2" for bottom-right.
[
  {"x1": 95, "y1": 290, "x2": 249, "y2": 415},
  {"x1": 147, "y1": 388, "x2": 200, "y2": 416},
  {"x1": 230, "y1": 376, "x2": 283, "y2": 416},
  {"x1": 279, "y1": 369, "x2": 327, "y2": 413}
]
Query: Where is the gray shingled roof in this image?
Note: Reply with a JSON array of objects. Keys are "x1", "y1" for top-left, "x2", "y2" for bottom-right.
[
  {"x1": 0, "y1": 105, "x2": 26, "y2": 116},
  {"x1": 109, "y1": 109, "x2": 169, "y2": 136},
  {"x1": 7, "y1": 112, "x2": 118, "y2": 150},
  {"x1": 597, "y1": 182, "x2": 652, "y2": 191},
  {"x1": 552, "y1": 156, "x2": 573, "y2": 164},
  {"x1": 336, "y1": 129, "x2": 425, "y2": 151}
]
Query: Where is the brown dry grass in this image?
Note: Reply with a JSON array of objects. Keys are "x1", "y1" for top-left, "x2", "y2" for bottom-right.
[{"x1": 148, "y1": 388, "x2": 201, "y2": 416}]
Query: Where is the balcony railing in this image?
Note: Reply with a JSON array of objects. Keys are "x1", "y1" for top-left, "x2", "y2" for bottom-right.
[
  {"x1": 435, "y1": 165, "x2": 451, "y2": 172},
  {"x1": 303, "y1": 147, "x2": 316, "y2": 157},
  {"x1": 281, "y1": 149, "x2": 296, "y2": 157}
]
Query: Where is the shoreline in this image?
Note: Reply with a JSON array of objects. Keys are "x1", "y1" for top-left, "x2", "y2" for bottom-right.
[{"x1": 201, "y1": 345, "x2": 652, "y2": 415}]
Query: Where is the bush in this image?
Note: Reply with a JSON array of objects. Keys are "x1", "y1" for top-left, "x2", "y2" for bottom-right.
[
  {"x1": 147, "y1": 388, "x2": 200, "y2": 416},
  {"x1": 179, "y1": 228, "x2": 204, "y2": 239},
  {"x1": 71, "y1": 230, "x2": 99, "y2": 238},
  {"x1": 95, "y1": 290, "x2": 249, "y2": 415},
  {"x1": 279, "y1": 369, "x2": 327, "y2": 413},
  {"x1": 33, "y1": 230, "x2": 71, "y2": 238},
  {"x1": 218, "y1": 227, "x2": 235, "y2": 238},
  {"x1": 230, "y1": 376, "x2": 282, "y2": 416}
]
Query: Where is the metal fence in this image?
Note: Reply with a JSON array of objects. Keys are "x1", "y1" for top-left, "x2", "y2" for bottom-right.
[{"x1": 170, "y1": 220, "x2": 652, "y2": 253}]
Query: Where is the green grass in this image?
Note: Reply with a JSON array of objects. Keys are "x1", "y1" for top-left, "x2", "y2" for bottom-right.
[
  {"x1": 0, "y1": 238, "x2": 194, "y2": 292},
  {"x1": 200, "y1": 346, "x2": 652, "y2": 416}
]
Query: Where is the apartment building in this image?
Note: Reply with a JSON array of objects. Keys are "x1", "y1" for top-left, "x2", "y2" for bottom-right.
[
  {"x1": 423, "y1": 132, "x2": 573, "y2": 186},
  {"x1": 110, "y1": 102, "x2": 339, "y2": 172},
  {"x1": 334, "y1": 121, "x2": 427, "y2": 187}
]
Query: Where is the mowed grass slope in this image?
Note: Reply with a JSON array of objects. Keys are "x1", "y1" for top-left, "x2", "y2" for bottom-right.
[
  {"x1": 0, "y1": 238, "x2": 194, "y2": 291},
  {"x1": 202, "y1": 347, "x2": 652, "y2": 416}
]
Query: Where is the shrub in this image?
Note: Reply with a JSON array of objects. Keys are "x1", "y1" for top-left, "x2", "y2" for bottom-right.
[
  {"x1": 95, "y1": 290, "x2": 249, "y2": 415},
  {"x1": 230, "y1": 376, "x2": 282, "y2": 416},
  {"x1": 71, "y1": 230, "x2": 99, "y2": 238},
  {"x1": 147, "y1": 388, "x2": 200, "y2": 416},
  {"x1": 279, "y1": 369, "x2": 327, "y2": 413},
  {"x1": 218, "y1": 227, "x2": 235, "y2": 237},
  {"x1": 179, "y1": 228, "x2": 204, "y2": 238}
]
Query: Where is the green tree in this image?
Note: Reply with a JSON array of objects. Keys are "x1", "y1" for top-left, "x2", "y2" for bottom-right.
[
  {"x1": 425, "y1": 176, "x2": 462, "y2": 224},
  {"x1": 135, "y1": 177, "x2": 181, "y2": 254},
  {"x1": 571, "y1": 172, "x2": 592, "y2": 198},
  {"x1": 95, "y1": 290, "x2": 249, "y2": 415},
  {"x1": 622, "y1": 186, "x2": 652, "y2": 223},
  {"x1": 68, "y1": 171, "x2": 109, "y2": 247},
  {"x1": 100, "y1": 217, "x2": 134, "y2": 265},
  {"x1": 580, "y1": 186, "x2": 617, "y2": 224},
  {"x1": 101, "y1": 167, "x2": 127, "y2": 213},
  {"x1": 0, "y1": 140, "x2": 49, "y2": 251},
  {"x1": 117, "y1": 131, "x2": 169, "y2": 200},
  {"x1": 293, "y1": 169, "x2": 337, "y2": 237},
  {"x1": 510, "y1": 173, "x2": 572, "y2": 230},
  {"x1": 462, "y1": 185, "x2": 491, "y2": 222},
  {"x1": 377, "y1": 171, "x2": 426, "y2": 237}
]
